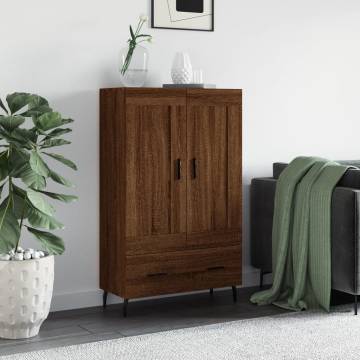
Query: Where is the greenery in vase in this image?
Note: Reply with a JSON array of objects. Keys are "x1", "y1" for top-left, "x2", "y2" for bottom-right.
[
  {"x1": 0, "y1": 92, "x2": 78, "y2": 255},
  {"x1": 120, "y1": 15, "x2": 152, "y2": 75}
]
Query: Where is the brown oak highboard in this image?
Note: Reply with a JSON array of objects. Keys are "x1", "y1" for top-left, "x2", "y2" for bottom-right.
[{"x1": 100, "y1": 88, "x2": 242, "y2": 316}]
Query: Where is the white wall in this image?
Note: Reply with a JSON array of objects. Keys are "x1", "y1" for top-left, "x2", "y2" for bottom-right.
[{"x1": 1, "y1": 0, "x2": 360, "y2": 311}]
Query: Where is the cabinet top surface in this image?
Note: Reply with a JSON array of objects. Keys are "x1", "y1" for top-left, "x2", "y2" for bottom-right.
[{"x1": 100, "y1": 87, "x2": 242, "y2": 92}]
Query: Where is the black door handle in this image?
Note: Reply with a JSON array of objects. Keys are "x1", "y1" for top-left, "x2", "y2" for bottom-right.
[
  {"x1": 175, "y1": 159, "x2": 182, "y2": 180},
  {"x1": 192, "y1": 158, "x2": 197, "y2": 179},
  {"x1": 207, "y1": 266, "x2": 225, "y2": 271},
  {"x1": 147, "y1": 272, "x2": 168, "y2": 277}
]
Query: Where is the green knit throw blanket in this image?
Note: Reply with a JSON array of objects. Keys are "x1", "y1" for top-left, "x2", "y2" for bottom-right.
[{"x1": 250, "y1": 157, "x2": 349, "y2": 311}]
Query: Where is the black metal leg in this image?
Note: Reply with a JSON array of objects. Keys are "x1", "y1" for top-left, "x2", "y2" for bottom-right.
[
  {"x1": 232, "y1": 286, "x2": 237, "y2": 303},
  {"x1": 210, "y1": 288, "x2": 214, "y2": 295},
  {"x1": 260, "y1": 269, "x2": 264, "y2": 289},
  {"x1": 103, "y1": 291, "x2": 108, "y2": 308},
  {"x1": 355, "y1": 295, "x2": 358, "y2": 315},
  {"x1": 123, "y1": 299, "x2": 129, "y2": 317}
]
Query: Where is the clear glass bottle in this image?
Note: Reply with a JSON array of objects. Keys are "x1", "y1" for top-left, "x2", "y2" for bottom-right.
[{"x1": 119, "y1": 45, "x2": 149, "y2": 87}]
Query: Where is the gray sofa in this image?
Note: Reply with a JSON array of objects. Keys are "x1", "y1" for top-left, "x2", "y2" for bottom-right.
[{"x1": 251, "y1": 162, "x2": 360, "y2": 314}]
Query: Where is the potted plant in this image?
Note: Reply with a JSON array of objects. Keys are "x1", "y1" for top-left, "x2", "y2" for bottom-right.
[{"x1": 0, "y1": 92, "x2": 77, "y2": 339}]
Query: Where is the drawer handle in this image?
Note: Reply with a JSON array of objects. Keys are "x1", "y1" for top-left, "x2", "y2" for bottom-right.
[
  {"x1": 207, "y1": 266, "x2": 225, "y2": 271},
  {"x1": 147, "y1": 272, "x2": 168, "y2": 277}
]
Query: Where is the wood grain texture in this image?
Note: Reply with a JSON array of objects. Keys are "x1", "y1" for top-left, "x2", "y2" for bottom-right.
[
  {"x1": 99, "y1": 88, "x2": 126, "y2": 296},
  {"x1": 100, "y1": 88, "x2": 242, "y2": 301},
  {"x1": 124, "y1": 246, "x2": 242, "y2": 298},
  {"x1": 124, "y1": 91, "x2": 187, "y2": 251},
  {"x1": 187, "y1": 90, "x2": 242, "y2": 237}
]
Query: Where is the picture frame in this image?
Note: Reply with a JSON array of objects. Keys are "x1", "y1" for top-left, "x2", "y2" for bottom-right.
[{"x1": 151, "y1": 0, "x2": 214, "y2": 32}]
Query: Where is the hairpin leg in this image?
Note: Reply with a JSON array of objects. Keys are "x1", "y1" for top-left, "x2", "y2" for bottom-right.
[
  {"x1": 355, "y1": 295, "x2": 358, "y2": 315},
  {"x1": 103, "y1": 291, "x2": 108, "y2": 308},
  {"x1": 232, "y1": 286, "x2": 237, "y2": 303},
  {"x1": 123, "y1": 299, "x2": 129, "y2": 318}
]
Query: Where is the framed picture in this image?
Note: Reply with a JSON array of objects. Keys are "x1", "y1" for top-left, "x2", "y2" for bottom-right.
[{"x1": 151, "y1": 0, "x2": 214, "y2": 32}]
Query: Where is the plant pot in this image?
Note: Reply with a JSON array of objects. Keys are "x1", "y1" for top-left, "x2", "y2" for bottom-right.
[
  {"x1": 119, "y1": 45, "x2": 149, "y2": 87},
  {"x1": 0, "y1": 255, "x2": 54, "y2": 339}
]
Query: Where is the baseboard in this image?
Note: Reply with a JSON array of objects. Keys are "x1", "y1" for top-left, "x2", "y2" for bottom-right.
[{"x1": 51, "y1": 268, "x2": 272, "y2": 312}]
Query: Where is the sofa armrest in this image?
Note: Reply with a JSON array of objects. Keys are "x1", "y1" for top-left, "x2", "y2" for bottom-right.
[
  {"x1": 250, "y1": 178, "x2": 276, "y2": 272},
  {"x1": 331, "y1": 187, "x2": 360, "y2": 294}
]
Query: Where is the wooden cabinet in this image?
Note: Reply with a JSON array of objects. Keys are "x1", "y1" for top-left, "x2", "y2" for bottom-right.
[{"x1": 100, "y1": 88, "x2": 242, "y2": 314}]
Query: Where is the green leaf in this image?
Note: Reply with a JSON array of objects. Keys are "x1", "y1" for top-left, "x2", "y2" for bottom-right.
[
  {"x1": 6, "y1": 93, "x2": 32, "y2": 114},
  {"x1": 12, "y1": 193, "x2": 28, "y2": 220},
  {"x1": 61, "y1": 118, "x2": 74, "y2": 125},
  {"x1": 130, "y1": 25, "x2": 136, "y2": 41},
  {"x1": 27, "y1": 205, "x2": 63, "y2": 230},
  {"x1": 0, "y1": 183, "x2": 5, "y2": 198},
  {"x1": 8, "y1": 148, "x2": 29, "y2": 177},
  {"x1": 0, "y1": 151, "x2": 8, "y2": 181},
  {"x1": 20, "y1": 165, "x2": 46, "y2": 190},
  {"x1": 0, "y1": 127, "x2": 33, "y2": 149},
  {"x1": 29, "y1": 95, "x2": 49, "y2": 108},
  {"x1": 0, "y1": 198, "x2": 20, "y2": 253},
  {"x1": 30, "y1": 150, "x2": 50, "y2": 177},
  {"x1": 40, "y1": 139, "x2": 71, "y2": 149},
  {"x1": 27, "y1": 189, "x2": 55, "y2": 216},
  {"x1": 43, "y1": 152, "x2": 77, "y2": 170},
  {"x1": 12, "y1": 127, "x2": 37, "y2": 145},
  {"x1": 0, "y1": 98, "x2": 8, "y2": 114},
  {"x1": 34, "y1": 190, "x2": 78, "y2": 203},
  {"x1": 45, "y1": 128, "x2": 72, "y2": 139},
  {"x1": 33, "y1": 112, "x2": 63, "y2": 131},
  {"x1": 26, "y1": 227, "x2": 65, "y2": 255},
  {"x1": 21, "y1": 105, "x2": 52, "y2": 118},
  {"x1": 49, "y1": 170, "x2": 74, "y2": 187},
  {"x1": 0, "y1": 115, "x2": 25, "y2": 131}
]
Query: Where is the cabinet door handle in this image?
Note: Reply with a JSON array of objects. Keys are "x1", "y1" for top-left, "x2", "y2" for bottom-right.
[
  {"x1": 207, "y1": 266, "x2": 225, "y2": 271},
  {"x1": 192, "y1": 158, "x2": 197, "y2": 179},
  {"x1": 176, "y1": 159, "x2": 182, "y2": 180},
  {"x1": 147, "y1": 272, "x2": 168, "y2": 277}
]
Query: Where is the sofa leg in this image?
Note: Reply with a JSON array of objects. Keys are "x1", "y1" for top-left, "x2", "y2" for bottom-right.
[
  {"x1": 355, "y1": 295, "x2": 358, "y2": 316},
  {"x1": 260, "y1": 269, "x2": 264, "y2": 288},
  {"x1": 210, "y1": 288, "x2": 214, "y2": 295},
  {"x1": 103, "y1": 291, "x2": 108, "y2": 308},
  {"x1": 123, "y1": 299, "x2": 129, "y2": 318},
  {"x1": 232, "y1": 286, "x2": 237, "y2": 303}
]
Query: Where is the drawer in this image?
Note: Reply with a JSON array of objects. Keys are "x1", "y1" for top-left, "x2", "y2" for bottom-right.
[
  {"x1": 123, "y1": 246, "x2": 242, "y2": 298},
  {"x1": 125, "y1": 231, "x2": 241, "y2": 256}
]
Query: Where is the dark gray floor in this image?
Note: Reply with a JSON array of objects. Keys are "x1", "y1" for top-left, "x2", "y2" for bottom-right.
[{"x1": 0, "y1": 287, "x2": 289, "y2": 356}]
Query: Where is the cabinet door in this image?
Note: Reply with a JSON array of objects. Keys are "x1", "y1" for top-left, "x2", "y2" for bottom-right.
[
  {"x1": 125, "y1": 89, "x2": 187, "y2": 255},
  {"x1": 187, "y1": 90, "x2": 242, "y2": 248}
]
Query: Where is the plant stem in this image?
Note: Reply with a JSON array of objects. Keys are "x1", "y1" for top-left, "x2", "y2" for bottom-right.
[
  {"x1": 16, "y1": 198, "x2": 27, "y2": 251},
  {"x1": 134, "y1": 19, "x2": 141, "y2": 36}
]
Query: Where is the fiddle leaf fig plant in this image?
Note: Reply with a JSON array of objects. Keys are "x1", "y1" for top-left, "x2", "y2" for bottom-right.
[{"x1": 0, "y1": 92, "x2": 78, "y2": 255}]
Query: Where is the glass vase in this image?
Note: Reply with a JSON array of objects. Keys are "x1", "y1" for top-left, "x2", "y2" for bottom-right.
[{"x1": 119, "y1": 45, "x2": 149, "y2": 87}]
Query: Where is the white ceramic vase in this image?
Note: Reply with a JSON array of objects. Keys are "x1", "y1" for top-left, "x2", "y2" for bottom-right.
[
  {"x1": 171, "y1": 52, "x2": 193, "y2": 84},
  {"x1": 0, "y1": 256, "x2": 54, "y2": 339}
]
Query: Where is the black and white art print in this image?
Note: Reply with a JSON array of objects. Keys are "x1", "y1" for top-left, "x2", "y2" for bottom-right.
[{"x1": 151, "y1": 0, "x2": 214, "y2": 32}]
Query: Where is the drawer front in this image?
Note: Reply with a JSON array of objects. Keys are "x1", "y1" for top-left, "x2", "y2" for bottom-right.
[
  {"x1": 126, "y1": 231, "x2": 241, "y2": 256},
  {"x1": 124, "y1": 246, "x2": 242, "y2": 298}
]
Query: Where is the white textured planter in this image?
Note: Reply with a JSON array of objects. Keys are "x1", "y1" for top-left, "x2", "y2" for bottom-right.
[
  {"x1": 0, "y1": 255, "x2": 54, "y2": 339},
  {"x1": 171, "y1": 52, "x2": 193, "y2": 84}
]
